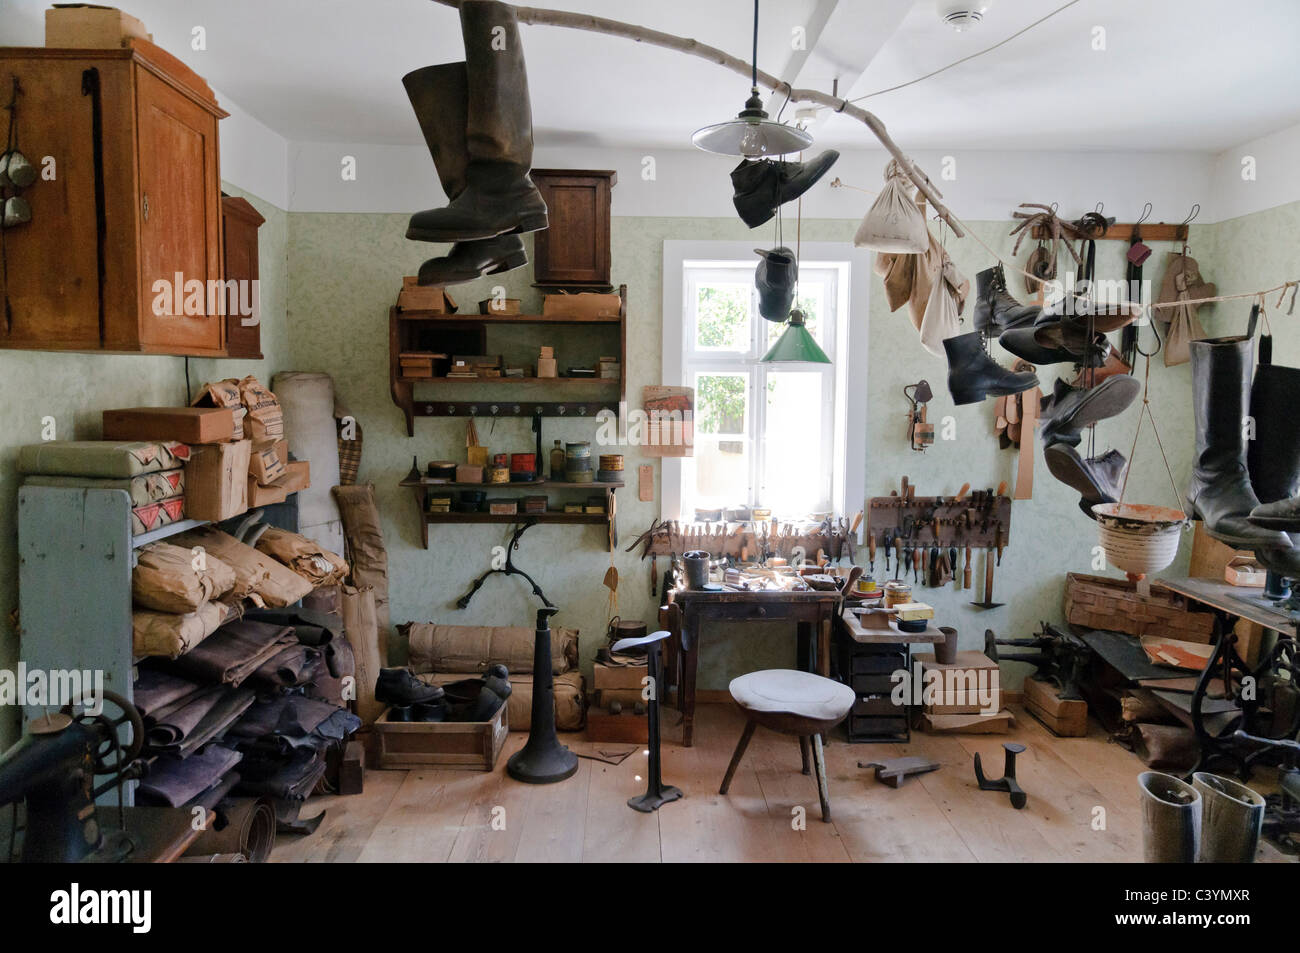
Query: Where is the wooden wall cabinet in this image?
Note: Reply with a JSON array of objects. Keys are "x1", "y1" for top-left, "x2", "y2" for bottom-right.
[
  {"x1": 220, "y1": 194, "x2": 265, "y2": 359},
  {"x1": 530, "y1": 169, "x2": 616, "y2": 289},
  {"x1": 0, "y1": 41, "x2": 228, "y2": 355}
]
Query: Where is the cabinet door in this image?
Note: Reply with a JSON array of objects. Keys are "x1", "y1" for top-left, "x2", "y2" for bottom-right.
[
  {"x1": 532, "y1": 172, "x2": 612, "y2": 286},
  {"x1": 134, "y1": 67, "x2": 223, "y2": 353},
  {"x1": 0, "y1": 56, "x2": 103, "y2": 349},
  {"x1": 220, "y1": 195, "x2": 264, "y2": 359}
]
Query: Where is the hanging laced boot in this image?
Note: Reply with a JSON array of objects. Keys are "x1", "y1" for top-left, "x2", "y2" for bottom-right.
[
  {"x1": 406, "y1": 1, "x2": 548, "y2": 242},
  {"x1": 1186, "y1": 336, "x2": 1291, "y2": 548},
  {"x1": 973, "y1": 264, "x2": 1040, "y2": 334},
  {"x1": 729, "y1": 150, "x2": 839, "y2": 229},
  {"x1": 404, "y1": 62, "x2": 528, "y2": 284},
  {"x1": 1039, "y1": 374, "x2": 1141, "y2": 447},
  {"x1": 944, "y1": 331, "x2": 1039, "y2": 405}
]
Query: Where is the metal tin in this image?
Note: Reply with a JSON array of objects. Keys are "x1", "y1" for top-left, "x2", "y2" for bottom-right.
[{"x1": 884, "y1": 580, "x2": 912, "y2": 608}]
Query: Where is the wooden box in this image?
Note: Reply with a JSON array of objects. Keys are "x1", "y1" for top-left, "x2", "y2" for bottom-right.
[
  {"x1": 1189, "y1": 522, "x2": 1246, "y2": 581},
  {"x1": 1023, "y1": 677, "x2": 1088, "y2": 737},
  {"x1": 45, "y1": 5, "x2": 152, "y2": 48},
  {"x1": 1224, "y1": 556, "x2": 1267, "y2": 588},
  {"x1": 220, "y1": 195, "x2": 265, "y2": 358},
  {"x1": 1064, "y1": 572, "x2": 1215, "y2": 642},
  {"x1": 913, "y1": 650, "x2": 1000, "y2": 714},
  {"x1": 102, "y1": 406, "x2": 238, "y2": 445},
  {"x1": 0, "y1": 42, "x2": 227, "y2": 355},
  {"x1": 585, "y1": 707, "x2": 648, "y2": 744},
  {"x1": 373, "y1": 704, "x2": 508, "y2": 771},
  {"x1": 397, "y1": 277, "x2": 457, "y2": 314},
  {"x1": 530, "y1": 169, "x2": 615, "y2": 287}
]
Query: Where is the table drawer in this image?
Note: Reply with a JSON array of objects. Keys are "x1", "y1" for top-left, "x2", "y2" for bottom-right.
[
  {"x1": 851, "y1": 652, "x2": 906, "y2": 675},
  {"x1": 850, "y1": 715, "x2": 909, "y2": 737},
  {"x1": 853, "y1": 694, "x2": 904, "y2": 717},
  {"x1": 852, "y1": 673, "x2": 898, "y2": 695}
]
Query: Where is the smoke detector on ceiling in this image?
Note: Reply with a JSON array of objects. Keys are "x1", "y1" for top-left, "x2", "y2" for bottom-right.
[{"x1": 939, "y1": 2, "x2": 990, "y2": 32}]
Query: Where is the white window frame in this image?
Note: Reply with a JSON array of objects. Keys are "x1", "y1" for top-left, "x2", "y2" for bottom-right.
[{"x1": 661, "y1": 239, "x2": 870, "y2": 524}]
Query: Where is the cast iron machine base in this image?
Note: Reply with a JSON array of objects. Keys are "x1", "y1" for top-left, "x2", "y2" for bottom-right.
[
  {"x1": 507, "y1": 607, "x2": 578, "y2": 784},
  {"x1": 612, "y1": 629, "x2": 682, "y2": 812},
  {"x1": 974, "y1": 742, "x2": 1028, "y2": 809}
]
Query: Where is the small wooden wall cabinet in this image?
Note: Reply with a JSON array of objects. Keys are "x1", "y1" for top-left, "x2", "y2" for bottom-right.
[
  {"x1": 530, "y1": 169, "x2": 615, "y2": 289},
  {"x1": 0, "y1": 41, "x2": 228, "y2": 355},
  {"x1": 220, "y1": 194, "x2": 265, "y2": 358}
]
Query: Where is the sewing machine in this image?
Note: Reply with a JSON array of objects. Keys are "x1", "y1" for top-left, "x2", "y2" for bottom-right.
[{"x1": 0, "y1": 689, "x2": 148, "y2": 863}]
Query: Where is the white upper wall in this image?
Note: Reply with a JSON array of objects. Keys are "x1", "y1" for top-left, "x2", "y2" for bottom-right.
[
  {"x1": 215, "y1": 88, "x2": 291, "y2": 210},
  {"x1": 1209, "y1": 121, "x2": 1300, "y2": 223}
]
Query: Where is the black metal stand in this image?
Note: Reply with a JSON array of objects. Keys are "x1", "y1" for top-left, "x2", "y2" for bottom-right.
[
  {"x1": 507, "y1": 608, "x2": 578, "y2": 784},
  {"x1": 613, "y1": 630, "x2": 682, "y2": 812},
  {"x1": 974, "y1": 742, "x2": 1027, "y2": 809}
]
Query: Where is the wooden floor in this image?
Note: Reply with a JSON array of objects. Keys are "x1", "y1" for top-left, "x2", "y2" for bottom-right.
[{"x1": 272, "y1": 703, "x2": 1296, "y2": 863}]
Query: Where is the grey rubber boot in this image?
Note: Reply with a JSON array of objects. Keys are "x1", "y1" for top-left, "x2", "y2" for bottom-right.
[
  {"x1": 1138, "y1": 771, "x2": 1201, "y2": 863},
  {"x1": 406, "y1": 1, "x2": 548, "y2": 242},
  {"x1": 1192, "y1": 772, "x2": 1265, "y2": 863},
  {"x1": 403, "y1": 61, "x2": 528, "y2": 283}
]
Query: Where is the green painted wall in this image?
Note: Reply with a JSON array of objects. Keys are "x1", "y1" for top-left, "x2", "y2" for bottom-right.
[
  {"x1": 284, "y1": 212, "x2": 1223, "y2": 692},
  {"x1": 0, "y1": 184, "x2": 289, "y2": 749}
]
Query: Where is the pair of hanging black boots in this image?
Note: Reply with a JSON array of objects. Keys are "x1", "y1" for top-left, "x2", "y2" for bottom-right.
[
  {"x1": 1188, "y1": 322, "x2": 1300, "y2": 571},
  {"x1": 403, "y1": 1, "x2": 547, "y2": 286}
]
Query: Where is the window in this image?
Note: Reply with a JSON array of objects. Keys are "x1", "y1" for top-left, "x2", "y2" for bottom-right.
[{"x1": 678, "y1": 258, "x2": 847, "y2": 519}]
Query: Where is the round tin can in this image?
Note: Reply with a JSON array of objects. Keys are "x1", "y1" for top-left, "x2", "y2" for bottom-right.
[{"x1": 884, "y1": 580, "x2": 912, "y2": 608}]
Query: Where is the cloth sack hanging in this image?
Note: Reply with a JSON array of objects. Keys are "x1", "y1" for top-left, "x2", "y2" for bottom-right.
[
  {"x1": 854, "y1": 159, "x2": 929, "y2": 253},
  {"x1": 875, "y1": 230, "x2": 968, "y2": 333},
  {"x1": 1156, "y1": 251, "x2": 1216, "y2": 367},
  {"x1": 919, "y1": 257, "x2": 962, "y2": 357}
]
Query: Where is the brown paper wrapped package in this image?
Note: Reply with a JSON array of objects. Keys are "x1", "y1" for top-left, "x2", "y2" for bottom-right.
[
  {"x1": 175, "y1": 527, "x2": 311, "y2": 608},
  {"x1": 133, "y1": 542, "x2": 238, "y2": 614},
  {"x1": 133, "y1": 603, "x2": 225, "y2": 658},
  {"x1": 253, "y1": 526, "x2": 349, "y2": 587},
  {"x1": 341, "y1": 584, "x2": 385, "y2": 725}
]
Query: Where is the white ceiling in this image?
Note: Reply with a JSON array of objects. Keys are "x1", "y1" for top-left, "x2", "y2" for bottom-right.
[{"x1": 6, "y1": 0, "x2": 1300, "y2": 153}]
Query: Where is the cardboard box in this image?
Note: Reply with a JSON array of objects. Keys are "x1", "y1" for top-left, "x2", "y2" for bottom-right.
[
  {"x1": 455, "y1": 464, "x2": 483, "y2": 484},
  {"x1": 397, "y1": 277, "x2": 457, "y2": 314},
  {"x1": 1225, "y1": 556, "x2": 1267, "y2": 588},
  {"x1": 536, "y1": 358, "x2": 557, "y2": 378},
  {"x1": 592, "y1": 660, "x2": 647, "y2": 693},
  {"x1": 917, "y1": 709, "x2": 1015, "y2": 734},
  {"x1": 184, "y1": 440, "x2": 251, "y2": 521},
  {"x1": 585, "y1": 707, "x2": 648, "y2": 744},
  {"x1": 281, "y1": 460, "x2": 310, "y2": 494},
  {"x1": 914, "y1": 650, "x2": 1000, "y2": 715},
  {"x1": 103, "y1": 406, "x2": 237, "y2": 445},
  {"x1": 130, "y1": 497, "x2": 184, "y2": 535},
  {"x1": 247, "y1": 475, "x2": 288, "y2": 508},
  {"x1": 249, "y1": 440, "x2": 288, "y2": 485},
  {"x1": 46, "y1": 4, "x2": 151, "y2": 48}
]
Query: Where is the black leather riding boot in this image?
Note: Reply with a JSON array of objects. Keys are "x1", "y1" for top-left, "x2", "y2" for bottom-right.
[
  {"x1": 1246, "y1": 351, "x2": 1300, "y2": 520},
  {"x1": 403, "y1": 61, "x2": 529, "y2": 282},
  {"x1": 1187, "y1": 337, "x2": 1291, "y2": 547},
  {"x1": 406, "y1": 1, "x2": 547, "y2": 242}
]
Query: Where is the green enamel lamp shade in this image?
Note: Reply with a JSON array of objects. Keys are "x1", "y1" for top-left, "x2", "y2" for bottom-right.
[{"x1": 760, "y1": 310, "x2": 830, "y2": 364}]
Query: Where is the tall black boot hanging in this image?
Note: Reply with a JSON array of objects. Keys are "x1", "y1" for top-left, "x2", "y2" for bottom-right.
[
  {"x1": 506, "y1": 607, "x2": 578, "y2": 783},
  {"x1": 612, "y1": 630, "x2": 682, "y2": 812}
]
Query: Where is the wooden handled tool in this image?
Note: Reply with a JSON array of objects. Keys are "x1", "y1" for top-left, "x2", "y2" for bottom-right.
[
  {"x1": 954, "y1": 482, "x2": 971, "y2": 504},
  {"x1": 970, "y1": 546, "x2": 1005, "y2": 610},
  {"x1": 868, "y1": 532, "x2": 876, "y2": 573},
  {"x1": 995, "y1": 523, "x2": 1004, "y2": 566},
  {"x1": 963, "y1": 546, "x2": 972, "y2": 590},
  {"x1": 996, "y1": 480, "x2": 1008, "y2": 498}
]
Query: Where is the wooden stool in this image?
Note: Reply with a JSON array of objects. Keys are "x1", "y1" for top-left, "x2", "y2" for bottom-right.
[{"x1": 719, "y1": 669, "x2": 855, "y2": 822}]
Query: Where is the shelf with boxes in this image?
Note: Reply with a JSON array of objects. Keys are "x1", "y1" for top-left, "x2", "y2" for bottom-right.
[{"x1": 389, "y1": 281, "x2": 627, "y2": 436}]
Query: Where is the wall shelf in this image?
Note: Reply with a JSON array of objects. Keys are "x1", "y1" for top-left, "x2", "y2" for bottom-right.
[{"x1": 389, "y1": 284, "x2": 627, "y2": 435}]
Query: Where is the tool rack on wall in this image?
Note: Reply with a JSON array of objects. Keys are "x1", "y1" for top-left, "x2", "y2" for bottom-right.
[{"x1": 388, "y1": 284, "x2": 627, "y2": 436}]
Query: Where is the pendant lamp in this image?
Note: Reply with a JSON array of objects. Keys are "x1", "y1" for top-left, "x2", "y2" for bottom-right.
[
  {"x1": 692, "y1": 1, "x2": 813, "y2": 158},
  {"x1": 761, "y1": 310, "x2": 830, "y2": 364}
]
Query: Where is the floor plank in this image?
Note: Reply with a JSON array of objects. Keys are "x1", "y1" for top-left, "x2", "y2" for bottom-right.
[{"x1": 269, "y1": 704, "x2": 1298, "y2": 863}]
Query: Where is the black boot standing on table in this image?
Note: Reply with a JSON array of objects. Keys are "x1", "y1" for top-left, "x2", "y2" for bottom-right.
[
  {"x1": 406, "y1": 0, "x2": 547, "y2": 246},
  {"x1": 1186, "y1": 333, "x2": 1291, "y2": 550},
  {"x1": 403, "y1": 62, "x2": 528, "y2": 285}
]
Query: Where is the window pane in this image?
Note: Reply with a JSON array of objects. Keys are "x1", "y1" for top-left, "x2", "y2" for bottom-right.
[
  {"x1": 695, "y1": 283, "x2": 752, "y2": 351},
  {"x1": 766, "y1": 283, "x2": 827, "y2": 348},
  {"x1": 694, "y1": 372, "x2": 750, "y2": 508},
  {"x1": 761, "y1": 371, "x2": 828, "y2": 515}
]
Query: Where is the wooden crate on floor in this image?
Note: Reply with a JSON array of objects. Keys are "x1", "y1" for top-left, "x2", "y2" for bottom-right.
[
  {"x1": 373, "y1": 704, "x2": 508, "y2": 771},
  {"x1": 1064, "y1": 572, "x2": 1215, "y2": 642},
  {"x1": 1023, "y1": 678, "x2": 1088, "y2": 737}
]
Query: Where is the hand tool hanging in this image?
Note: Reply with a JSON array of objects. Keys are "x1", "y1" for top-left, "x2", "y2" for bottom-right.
[{"x1": 904, "y1": 380, "x2": 934, "y2": 452}]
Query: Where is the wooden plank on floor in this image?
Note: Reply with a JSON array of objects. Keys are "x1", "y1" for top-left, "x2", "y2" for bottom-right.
[
  {"x1": 271, "y1": 766, "x2": 405, "y2": 863},
  {"x1": 581, "y1": 746, "x2": 663, "y2": 863},
  {"x1": 355, "y1": 766, "x2": 486, "y2": 863},
  {"x1": 747, "y1": 730, "x2": 853, "y2": 862},
  {"x1": 445, "y1": 732, "x2": 531, "y2": 863},
  {"x1": 511, "y1": 753, "x2": 592, "y2": 863},
  {"x1": 824, "y1": 736, "x2": 977, "y2": 863}
]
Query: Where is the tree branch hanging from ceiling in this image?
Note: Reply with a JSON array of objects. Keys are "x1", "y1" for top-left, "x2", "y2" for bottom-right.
[{"x1": 426, "y1": 0, "x2": 966, "y2": 238}]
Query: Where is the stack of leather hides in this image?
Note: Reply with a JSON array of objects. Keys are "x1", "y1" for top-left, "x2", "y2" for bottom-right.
[{"x1": 133, "y1": 609, "x2": 361, "y2": 853}]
